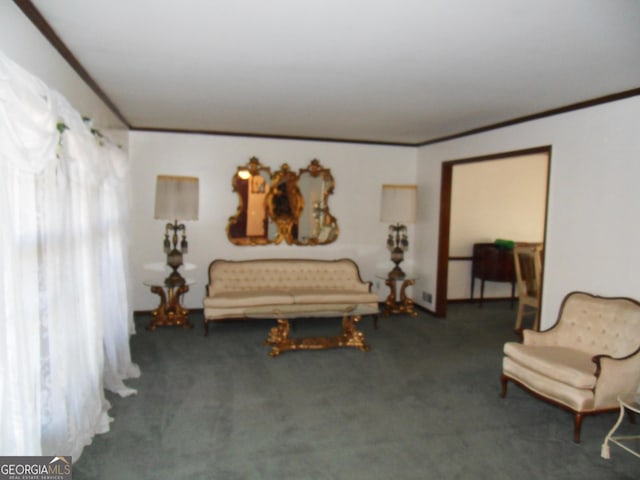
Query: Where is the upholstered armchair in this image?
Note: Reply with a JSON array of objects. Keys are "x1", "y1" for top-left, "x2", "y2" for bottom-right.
[{"x1": 501, "y1": 291, "x2": 640, "y2": 442}]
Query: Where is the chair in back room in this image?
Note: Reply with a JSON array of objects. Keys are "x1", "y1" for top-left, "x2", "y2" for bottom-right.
[{"x1": 513, "y1": 243, "x2": 543, "y2": 333}]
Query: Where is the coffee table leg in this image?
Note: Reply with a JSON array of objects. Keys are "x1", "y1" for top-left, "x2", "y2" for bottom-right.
[
  {"x1": 265, "y1": 319, "x2": 292, "y2": 357},
  {"x1": 341, "y1": 315, "x2": 370, "y2": 351}
]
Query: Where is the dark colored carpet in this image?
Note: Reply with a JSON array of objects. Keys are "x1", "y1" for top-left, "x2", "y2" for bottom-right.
[{"x1": 74, "y1": 302, "x2": 639, "y2": 479}]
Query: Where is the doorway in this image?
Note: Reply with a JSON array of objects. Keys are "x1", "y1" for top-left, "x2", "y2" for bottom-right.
[{"x1": 434, "y1": 146, "x2": 551, "y2": 317}]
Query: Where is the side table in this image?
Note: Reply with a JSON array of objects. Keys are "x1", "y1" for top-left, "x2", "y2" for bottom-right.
[
  {"x1": 470, "y1": 243, "x2": 516, "y2": 307},
  {"x1": 377, "y1": 274, "x2": 418, "y2": 317},
  {"x1": 601, "y1": 393, "x2": 640, "y2": 459},
  {"x1": 143, "y1": 278, "x2": 195, "y2": 330}
]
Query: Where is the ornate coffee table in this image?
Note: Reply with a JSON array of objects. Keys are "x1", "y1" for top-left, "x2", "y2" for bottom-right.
[{"x1": 246, "y1": 304, "x2": 376, "y2": 357}]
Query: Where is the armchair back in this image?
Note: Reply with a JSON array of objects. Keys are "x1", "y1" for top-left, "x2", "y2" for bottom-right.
[{"x1": 549, "y1": 292, "x2": 640, "y2": 357}]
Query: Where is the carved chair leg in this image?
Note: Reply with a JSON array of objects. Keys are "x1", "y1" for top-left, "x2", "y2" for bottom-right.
[
  {"x1": 204, "y1": 319, "x2": 209, "y2": 337},
  {"x1": 573, "y1": 413, "x2": 583, "y2": 443},
  {"x1": 500, "y1": 374, "x2": 509, "y2": 398}
]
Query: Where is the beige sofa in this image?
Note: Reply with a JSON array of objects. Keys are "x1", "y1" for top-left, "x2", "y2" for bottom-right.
[
  {"x1": 203, "y1": 258, "x2": 379, "y2": 335},
  {"x1": 501, "y1": 291, "x2": 640, "y2": 442}
]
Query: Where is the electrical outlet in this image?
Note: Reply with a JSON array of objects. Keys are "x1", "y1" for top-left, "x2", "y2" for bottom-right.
[
  {"x1": 422, "y1": 291, "x2": 432, "y2": 303},
  {"x1": 375, "y1": 281, "x2": 380, "y2": 291}
]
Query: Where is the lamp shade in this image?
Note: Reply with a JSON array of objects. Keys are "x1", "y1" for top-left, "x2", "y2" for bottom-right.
[
  {"x1": 380, "y1": 184, "x2": 417, "y2": 224},
  {"x1": 154, "y1": 175, "x2": 199, "y2": 221}
]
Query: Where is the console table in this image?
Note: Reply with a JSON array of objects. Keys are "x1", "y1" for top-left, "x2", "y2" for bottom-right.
[
  {"x1": 144, "y1": 278, "x2": 195, "y2": 330},
  {"x1": 377, "y1": 274, "x2": 418, "y2": 317},
  {"x1": 470, "y1": 243, "x2": 516, "y2": 306}
]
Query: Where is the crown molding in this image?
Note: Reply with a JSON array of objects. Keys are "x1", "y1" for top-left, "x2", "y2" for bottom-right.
[
  {"x1": 130, "y1": 126, "x2": 416, "y2": 147},
  {"x1": 418, "y1": 87, "x2": 640, "y2": 146},
  {"x1": 16, "y1": 0, "x2": 640, "y2": 147},
  {"x1": 13, "y1": 0, "x2": 131, "y2": 128}
]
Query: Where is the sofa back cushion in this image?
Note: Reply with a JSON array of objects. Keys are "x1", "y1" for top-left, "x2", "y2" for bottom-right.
[
  {"x1": 552, "y1": 292, "x2": 640, "y2": 357},
  {"x1": 208, "y1": 258, "x2": 370, "y2": 296}
]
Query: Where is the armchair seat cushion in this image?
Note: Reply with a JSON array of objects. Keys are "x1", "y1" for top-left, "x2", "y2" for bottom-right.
[
  {"x1": 503, "y1": 343, "x2": 597, "y2": 390},
  {"x1": 503, "y1": 356, "x2": 595, "y2": 411}
]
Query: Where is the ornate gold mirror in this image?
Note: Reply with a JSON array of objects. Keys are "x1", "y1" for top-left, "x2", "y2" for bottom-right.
[
  {"x1": 227, "y1": 158, "x2": 338, "y2": 246},
  {"x1": 295, "y1": 159, "x2": 338, "y2": 245},
  {"x1": 227, "y1": 157, "x2": 275, "y2": 245},
  {"x1": 266, "y1": 163, "x2": 303, "y2": 244}
]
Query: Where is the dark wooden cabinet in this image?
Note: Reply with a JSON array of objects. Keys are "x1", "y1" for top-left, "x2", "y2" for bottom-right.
[{"x1": 471, "y1": 243, "x2": 516, "y2": 305}]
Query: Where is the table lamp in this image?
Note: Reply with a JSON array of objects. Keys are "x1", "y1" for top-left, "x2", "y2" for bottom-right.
[
  {"x1": 154, "y1": 175, "x2": 199, "y2": 286},
  {"x1": 380, "y1": 184, "x2": 417, "y2": 280}
]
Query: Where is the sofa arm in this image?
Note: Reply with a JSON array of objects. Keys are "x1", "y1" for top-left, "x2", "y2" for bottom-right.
[
  {"x1": 522, "y1": 329, "x2": 558, "y2": 347},
  {"x1": 593, "y1": 347, "x2": 640, "y2": 409}
]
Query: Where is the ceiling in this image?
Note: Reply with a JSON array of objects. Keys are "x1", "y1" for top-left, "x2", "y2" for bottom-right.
[{"x1": 26, "y1": 0, "x2": 640, "y2": 145}]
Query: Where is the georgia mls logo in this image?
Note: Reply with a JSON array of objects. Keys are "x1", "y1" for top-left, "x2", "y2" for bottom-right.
[
  {"x1": 0, "y1": 455, "x2": 72, "y2": 479},
  {"x1": 49, "y1": 456, "x2": 71, "y2": 474}
]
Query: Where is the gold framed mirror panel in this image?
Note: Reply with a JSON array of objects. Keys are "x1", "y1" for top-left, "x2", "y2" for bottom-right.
[
  {"x1": 266, "y1": 163, "x2": 304, "y2": 245},
  {"x1": 295, "y1": 159, "x2": 338, "y2": 245},
  {"x1": 227, "y1": 157, "x2": 277, "y2": 245},
  {"x1": 227, "y1": 158, "x2": 338, "y2": 246}
]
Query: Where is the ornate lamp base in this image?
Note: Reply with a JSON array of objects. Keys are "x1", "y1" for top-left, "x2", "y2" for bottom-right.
[
  {"x1": 388, "y1": 265, "x2": 406, "y2": 280},
  {"x1": 164, "y1": 269, "x2": 186, "y2": 287}
]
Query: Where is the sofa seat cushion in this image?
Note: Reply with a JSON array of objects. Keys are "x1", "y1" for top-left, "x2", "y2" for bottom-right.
[
  {"x1": 243, "y1": 303, "x2": 378, "y2": 318},
  {"x1": 504, "y1": 342, "x2": 597, "y2": 390},
  {"x1": 203, "y1": 291, "x2": 294, "y2": 308},
  {"x1": 291, "y1": 289, "x2": 379, "y2": 305}
]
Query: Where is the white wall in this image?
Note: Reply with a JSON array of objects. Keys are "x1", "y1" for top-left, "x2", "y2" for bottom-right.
[
  {"x1": 7, "y1": 0, "x2": 638, "y2": 324},
  {"x1": 448, "y1": 154, "x2": 548, "y2": 300},
  {"x1": 130, "y1": 132, "x2": 417, "y2": 310},
  {"x1": 415, "y1": 96, "x2": 640, "y2": 329},
  {"x1": 0, "y1": 2, "x2": 128, "y2": 144}
]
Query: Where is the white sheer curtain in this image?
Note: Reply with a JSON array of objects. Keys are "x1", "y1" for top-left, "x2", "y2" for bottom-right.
[{"x1": 0, "y1": 51, "x2": 139, "y2": 460}]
